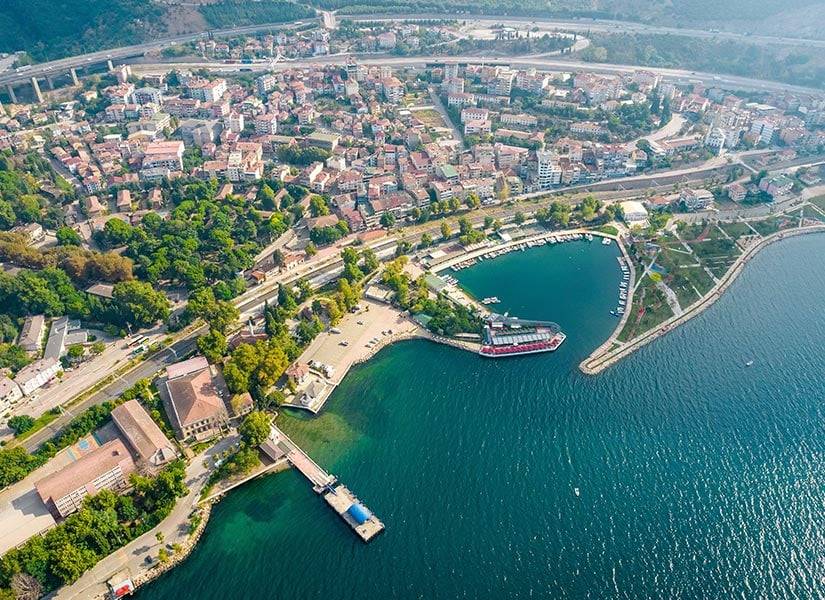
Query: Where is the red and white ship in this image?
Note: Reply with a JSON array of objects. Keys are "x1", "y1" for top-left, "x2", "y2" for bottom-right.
[{"x1": 478, "y1": 314, "x2": 566, "y2": 358}]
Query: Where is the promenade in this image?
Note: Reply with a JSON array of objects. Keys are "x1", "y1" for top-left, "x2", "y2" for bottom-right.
[{"x1": 580, "y1": 223, "x2": 825, "y2": 374}]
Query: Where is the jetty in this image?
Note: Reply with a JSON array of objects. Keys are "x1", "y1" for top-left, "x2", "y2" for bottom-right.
[{"x1": 264, "y1": 424, "x2": 384, "y2": 542}]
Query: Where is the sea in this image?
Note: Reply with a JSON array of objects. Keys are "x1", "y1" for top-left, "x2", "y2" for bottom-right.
[{"x1": 139, "y1": 234, "x2": 825, "y2": 599}]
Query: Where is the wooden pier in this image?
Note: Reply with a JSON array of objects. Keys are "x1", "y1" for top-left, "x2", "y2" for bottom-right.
[{"x1": 268, "y1": 424, "x2": 384, "y2": 542}]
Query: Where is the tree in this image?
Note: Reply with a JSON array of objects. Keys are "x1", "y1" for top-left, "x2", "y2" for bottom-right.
[
  {"x1": 419, "y1": 232, "x2": 433, "y2": 248},
  {"x1": 257, "y1": 183, "x2": 277, "y2": 210},
  {"x1": 55, "y1": 226, "x2": 82, "y2": 246},
  {"x1": 155, "y1": 531, "x2": 165, "y2": 544},
  {"x1": 361, "y1": 248, "x2": 379, "y2": 272},
  {"x1": 112, "y1": 280, "x2": 170, "y2": 329},
  {"x1": 187, "y1": 288, "x2": 239, "y2": 334},
  {"x1": 90, "y1": 341, "x2": 106, "y2": 355},
  {"x1": 308, "y1": 195, "x2": 329, "y2": 217},
  {"x1": 10, "y1": 572, "x2": 42, "y2": 600},
  {"x1": 514, "y1": 211, "x2": 526, "y2": 225},
  {"x1": 440, "y1": 221, "x2": 452, "y2": 240},
  {"x1": 7, "y1": 415, "x2": 35, "y2": 436},
  {"x1": 197, "y1": 328, "x2": 227, "y2": 363},
  {"x1": 464, "y1": 192, "x2": 480, "y2": 210},
  {"x1": 379, "y1": 211, "x2": 396, "y2": 229},
  {"x1": 239, "y1": 411, "x2": 270, "y2": 447},
  {"x1": 304, "y1": 242, "x2": 317, "y2": 256}
]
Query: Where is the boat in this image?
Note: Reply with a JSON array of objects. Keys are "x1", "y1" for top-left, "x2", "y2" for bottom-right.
[
  {"x1": 574, "y1": 487, "x2": 580, "y2": 497},
  {"x1": 602, "y1": 238, "x2": 612, "y2": 245},
  {"x1": 745, "y1": 360, "x2": 754, "y2": 367}
]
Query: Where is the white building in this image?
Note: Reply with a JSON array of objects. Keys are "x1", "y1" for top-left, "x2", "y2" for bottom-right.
[
  {"x1": 536, "y1": 151, "x2": 562, "y2": 189},
  {"x1": 619, "y1": 200, "x2": 649, "y2": 225},
  {"x1": 13, "y1": 357, "x2": 60, "y2": 396}
]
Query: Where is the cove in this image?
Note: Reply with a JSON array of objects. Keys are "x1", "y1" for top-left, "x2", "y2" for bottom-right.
[{"x1": 139, "y1": 235, "x2": 825, "y2": 599}]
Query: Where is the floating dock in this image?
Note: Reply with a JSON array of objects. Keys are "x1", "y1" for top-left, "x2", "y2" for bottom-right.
[
  {"x1": 323, "y1": 484, "x2": 385, "y2": 542},
  {"x1": 268, "y1": 425, "x2": 384, "y2": 543}
]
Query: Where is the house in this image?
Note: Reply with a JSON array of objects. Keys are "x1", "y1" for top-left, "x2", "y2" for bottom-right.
[
  {"x1": 286, "y1": 362, "x2": 310, "y2": 384},
  {"x1": 13, "y1": 357, "x2": 60, "y2": 396},
  {"x1": 0, "y1": 377, "x2": 22, "y2": 416},
  {"x1": 164, "y1": 357, "x2": 229, "y2": 441},
  {"x1": 759, "y1": 174, "x2": 794, "y2": 198},
  {"x1": 726, "y1": 183, "x2": 747, "y2": 202},
  {"x1": 18, "y1": 314, "x2": 46, "y2": 353},
  {"x1": 35, "y1": 439, "x2": 136, "y2": 518},
  {"x1": 44, "y1": 316, "x2": 86, "y2": 361},
  {"x1": 116, "y1": 189, "x2": 132, "y2": 213},
  {"x1": 679, "y1": 188, "x2": 715, "y2": 212}
]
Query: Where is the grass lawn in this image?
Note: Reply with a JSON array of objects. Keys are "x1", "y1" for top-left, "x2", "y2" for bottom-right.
[
  {"x1": 413, "y1": 109, "x2": 447, "y2": 127},
  {"x1": 809, "y1": 194, "x2": 825, "y2": 212},
  {"x1": 678, "y1": 266, "x2": 716, "y2": 296},
  {"x1": 688, "y1": 238, "x2": 740, "y2": 262},
  {"x1": 617, "y1": 275, "x2": 673, "y2": 342},
  {"x1": 675, "y1": 221, "x2": 707, "y2": 242},
  {"x1": 658, "y1": 246, "x2": 699, "y2": 269},
  {"x1": 668, "y1": 274, "x2": 701, "y2": 308},
  {"x1": 719, "y1": 221, "x2": 752, "y2": 239}
]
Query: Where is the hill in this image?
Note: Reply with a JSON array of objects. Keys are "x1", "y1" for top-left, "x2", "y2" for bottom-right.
[{"x1": 0, "y1": 0, "x2": 315, "y2": 62}]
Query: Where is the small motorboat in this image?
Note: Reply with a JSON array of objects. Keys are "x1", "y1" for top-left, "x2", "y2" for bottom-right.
[
  {"x1": 574, "y1": 487, "x2": 580, "y2": 497},
  {"x1": 745, "y1": 360, "x2": 754, "y2": 367}
]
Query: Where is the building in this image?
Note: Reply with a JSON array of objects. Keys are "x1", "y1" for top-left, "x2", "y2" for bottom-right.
[
  {"x1": 0, "y1": 377, "x2": 22, "y2": 417},
  {"x1": 44, "y1": 316, "x2": 87, "y2": 360},
  {"x1": 133, "y1": 87, "x2": 164, "y2": 105},
  {"x1": 679, "y1": 188, "x2": 714, "y2": 212},
  {"x1": 35, "y1": 439, "x2": 136, "y2": 518},
  {"x1": 186, "y1": 78, "x2": 228, "y2": 103},
  {"x1": 255, "y1": 113, "x2": 278, "y2": 135},
  {"x1": 18, "y1": 314, "x2": 46, "y2": 353},
  {"x1": 111, "y1": 400, "x2": 177, "y2": 469},
  {"x1": 726, "y1": 183, "x2": 747, "y2": 202},
  {"x1": 536, "y1": 151, "x2": 562, "y2": 189},
  {"x1": 164, "y1": 357, "x2": 229, "y2": 441},
  {"x1": 759, "y1": 174, "x2": 794, "y2": 198},
  {"x1": 619, "y1": 200, "x2": 648, "y2": 225},
  {"x1": 13, "y1": 357, "x2": 60, "y2": 396},
  {"x1": 141, "y1": 140, "x2": 184, "y2": 171}
]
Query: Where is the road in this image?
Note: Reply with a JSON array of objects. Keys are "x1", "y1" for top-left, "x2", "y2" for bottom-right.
[
  {"x1": 0, "y1": 14, "x2": 825, "y2": 93},
  {"x1": 127, "y1": 52, "x2": 823, "y2": 96}
]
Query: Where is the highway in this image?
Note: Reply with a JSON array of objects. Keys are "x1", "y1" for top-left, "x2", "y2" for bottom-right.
[
  {"x1": 3, "y1": 11, "x2": 824, "y2": 93},
  {"x1": 126, "y1": 53, "x2": 823, "y2": 96}
]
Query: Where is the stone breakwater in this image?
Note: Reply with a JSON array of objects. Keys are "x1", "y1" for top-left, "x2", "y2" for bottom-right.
[{"x1": 579, "y1": 225, "x2": 825, "y2": 375}]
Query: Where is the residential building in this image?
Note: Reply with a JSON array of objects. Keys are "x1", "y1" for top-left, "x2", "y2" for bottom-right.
[
  {"x1": 18, "y1": 314, "x2": 46, "y2": 353},
  {"x1": 0, "y1": 377, "x2": 22, "y2": 416},
  {"x1": 679, "y1": 188, "x2": 714, "y2": 211},
  {"x1": 13, "y1": 357, "x2": 60, "y2": 396}
]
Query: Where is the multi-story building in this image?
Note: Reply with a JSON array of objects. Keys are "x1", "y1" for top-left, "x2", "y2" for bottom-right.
[
  {"x1": 133, "y1": 87, "x2": 164, "y2": 105},
  {"x1": 36, "y1": 439, "x2": 136, "y2": 518},
  {"x1": 165, "y1": 357, "x2": 230, "y2": 441},
  {"x1": 536, "y1": 151, "x2": 562, "y2": 189},
  {"x1": 13, "y1": 357, "x2": 60, "y2": 396}
]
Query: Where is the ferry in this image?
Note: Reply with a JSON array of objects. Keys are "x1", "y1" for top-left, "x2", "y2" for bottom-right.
[{"x1": 478, "y1": 314, "x2": 566, "y2": 358}]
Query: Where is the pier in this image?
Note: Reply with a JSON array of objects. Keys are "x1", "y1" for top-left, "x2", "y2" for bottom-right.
[{"x1": 266, "y1": 424, "x2": 384, "y2": 542}]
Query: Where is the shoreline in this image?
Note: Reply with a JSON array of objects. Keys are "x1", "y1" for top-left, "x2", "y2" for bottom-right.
[{"x1": 579, "y1": 224, "x2": 825, "y2": 375}]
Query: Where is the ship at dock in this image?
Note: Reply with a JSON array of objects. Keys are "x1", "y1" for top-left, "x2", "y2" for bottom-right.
[{"x1": 479, "y1": 314, "x2": 566, "y2": 357}]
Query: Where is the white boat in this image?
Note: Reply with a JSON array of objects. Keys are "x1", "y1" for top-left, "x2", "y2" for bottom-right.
[
  {"x1": 602, "y1": 238, "x2": 612, "y2": 245},
  {"x1": 574, "y1": 487, "x2": 580, "y2": 497},
  {"x1": 745, "y1": 360, "x2": 754, "y2": 367}
]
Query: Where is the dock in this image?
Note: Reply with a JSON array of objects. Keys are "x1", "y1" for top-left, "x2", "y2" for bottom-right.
[{"x1": 267, "y1": 424, "x2": 384, "y2": 542}]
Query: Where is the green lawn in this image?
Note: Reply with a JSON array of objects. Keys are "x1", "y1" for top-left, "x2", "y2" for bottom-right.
[
  {"x1": 719, "y1": 221, "x2": 752, "y2": 240},
  {"x1": 617, "y1": 275, "x2": 673, "y2": 342}
]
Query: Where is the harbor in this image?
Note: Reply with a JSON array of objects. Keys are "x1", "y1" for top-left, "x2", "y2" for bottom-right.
[{"x1": 263, "y1": 424, "x2": 384, "y2": 543}]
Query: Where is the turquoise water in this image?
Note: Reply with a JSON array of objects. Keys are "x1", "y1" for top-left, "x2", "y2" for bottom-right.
[{"x1": 140, "y1": 236, "x2": 825, "y2": 599}]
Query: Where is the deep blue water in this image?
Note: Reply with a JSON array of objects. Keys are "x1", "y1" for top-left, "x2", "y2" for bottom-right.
[{"x1": 140, "y1": 236, "x2": 825, "y2": 599}]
